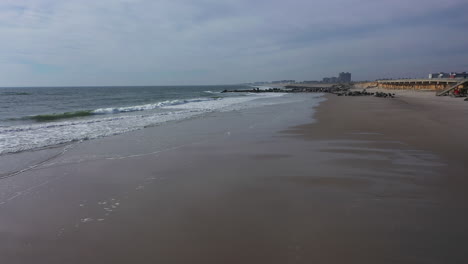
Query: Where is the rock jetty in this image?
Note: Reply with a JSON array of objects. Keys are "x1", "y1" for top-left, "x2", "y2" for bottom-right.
[
  {"x1": 222, "y1": 84, "x2": 352, "y2": 94},
  {"x1": 221, "y1": 84, "x2": 395, "y2": 98},
  {"x1": 336, "y1": 90, "x2": 395, "y2": 98}
]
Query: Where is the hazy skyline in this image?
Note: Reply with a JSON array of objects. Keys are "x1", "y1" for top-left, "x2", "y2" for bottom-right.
[{"x1": 1, "y1": 0, "x2": 467, "y2": 86}]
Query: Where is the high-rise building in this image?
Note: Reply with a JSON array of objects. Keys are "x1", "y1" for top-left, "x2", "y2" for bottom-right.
[
  {"x1": 322, "y1": 72, "x2": 352, "y2": 83},
  {"x1": 338, "y1": 72, "x2": 351, "y2": 83}
]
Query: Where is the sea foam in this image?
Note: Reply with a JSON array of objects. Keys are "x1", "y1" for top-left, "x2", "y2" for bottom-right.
[
  {"x1": 0, "y1": 93, "x2": 285, "y2": 155},
  {"x1": 92, "y1": 98, "x2": 216, "y2": 114}
]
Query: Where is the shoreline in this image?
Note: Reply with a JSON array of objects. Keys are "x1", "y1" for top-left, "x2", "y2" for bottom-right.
[{"x1": 1, "y1": 93, "x2": 467, "y2": 263}]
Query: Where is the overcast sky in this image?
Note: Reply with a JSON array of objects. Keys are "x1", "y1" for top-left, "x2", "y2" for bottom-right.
[{"x1": 0, "y1": 0, "x2": 467, "y2": 86}]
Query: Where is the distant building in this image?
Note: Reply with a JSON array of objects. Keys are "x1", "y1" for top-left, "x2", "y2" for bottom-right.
[
  {"x1": 449, "y1": 72, "x2": 468, "y2": 79},
  {"x1": 428, "y1": 72, "x2": 449, "y2": 79},
  {"x1": 338, "y1": 72, "x2": 352, "y2": 83},
  {"x1": 322, "y1": 72, "x2": 351, "y2": 83}
]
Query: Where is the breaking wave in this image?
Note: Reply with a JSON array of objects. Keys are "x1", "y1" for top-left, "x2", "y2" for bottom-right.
[
  {"x1": 92, "y1": 98, "x2": 216, "y2": 114},
  {"x1": 0, "y1": 92, "x2": 289, "y2": 155},
  {"x1": 28, "y1": 110, "x2": 94, "y2": 122},
  {"x1": 16, "y1": 98, "x2": 219, "y2": 122}
]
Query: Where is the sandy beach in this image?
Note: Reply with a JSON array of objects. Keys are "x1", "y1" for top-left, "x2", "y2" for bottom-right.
[{"x1": 1, "y1": 92, "x2": 467, "y2": 263}]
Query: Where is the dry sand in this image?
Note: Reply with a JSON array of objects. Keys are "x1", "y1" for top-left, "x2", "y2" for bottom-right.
[{"x1": 1, "y1": 93, "x2": 467, "y2": 263}]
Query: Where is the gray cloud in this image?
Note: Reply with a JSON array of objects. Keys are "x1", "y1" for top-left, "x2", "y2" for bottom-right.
[{"x1": 0, "y1": 0, "x2": 467, "y2": 86}]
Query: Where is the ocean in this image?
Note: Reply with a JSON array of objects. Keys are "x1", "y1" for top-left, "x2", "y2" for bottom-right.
[{"x1": 0, "y1": 85, "x2": 291, "y2": 155}]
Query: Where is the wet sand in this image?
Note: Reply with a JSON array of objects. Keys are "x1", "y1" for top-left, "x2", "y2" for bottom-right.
[{"x1": 1, "y1": 94, "x2": 467, "y2": 263}]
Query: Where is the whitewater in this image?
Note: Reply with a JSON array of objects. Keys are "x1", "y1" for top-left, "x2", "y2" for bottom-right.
[{"x1": 0, "y1": 86, "x2": 287, "y2": 155}]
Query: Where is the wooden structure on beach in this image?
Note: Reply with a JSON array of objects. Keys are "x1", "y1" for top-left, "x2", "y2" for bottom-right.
[
  {"x1": 376, "y1": 78, "x2": 468, "y2": 95},
  {"x1": 436, "y1": 80, "x2": 468, "y2": 96}
]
